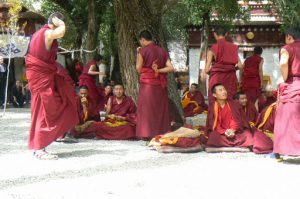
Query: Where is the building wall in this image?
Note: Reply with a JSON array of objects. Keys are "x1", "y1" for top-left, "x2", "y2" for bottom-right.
[{"x1": 188, "y1": 47, "x2": 282, "y2": 95}]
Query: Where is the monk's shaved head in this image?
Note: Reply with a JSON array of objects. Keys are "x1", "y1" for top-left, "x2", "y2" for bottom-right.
[
  {"x1": 214, "y1": 26, "x2": 228, "y2": 36},
  {"x1": 48, "y1": 12, "x2": 66, "y2": 25},
  {"x1": 139, "y1": 30, "x2": 152, "y2": 41},
  {"x1": 212, "y1": 83, "x2": 227, "y2": 100},
  {"x1": 234, "y1": 92, "x2": 247, "y2": 107},
  {"x1": 286, "y1": 27, "x2": 300, "y2": 40},
  {"x1": 211, "y1": 83, "x2": 223, "y2": 94}
]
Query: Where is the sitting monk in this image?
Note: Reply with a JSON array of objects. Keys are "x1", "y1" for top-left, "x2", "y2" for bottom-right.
[
  {"x1": 70, "y1": 85, "x2": 100, "y2": 139},
  {"x1": 234, "y1": 91, "x2": 258, "y2": 127},
  {"x1": 94, "y1": 83, "x2": 137, "y2": 140},
  {"x1": 253, "y1": 103, "x2": 276, "y2": 154},
  {"x1": 206, "y1": 83, "x2": 253, "y2": 150},
  {"x1": 255, "y1": 84, "x2": 277, "y2": 112},
  {"x1": 182, "y1": 83, "x2": 208, "y2": 117}
]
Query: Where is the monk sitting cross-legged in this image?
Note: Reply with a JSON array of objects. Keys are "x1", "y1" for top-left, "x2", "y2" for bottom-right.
[
  {"x1": 205, "y1": 83, "x2": 253, "y2": 152},
  {"x1": 70, "y1": 85, "x2": 101, "y2": 139},
  {"x1": 93, "y1": 83, "x2": 137, "y2": 140},
  {"x1": 253, "y1": 103, "x2": 276, "y2": 154},
  {"x1": 234, "y1": 91, "x2": 258, "y2": 128}
]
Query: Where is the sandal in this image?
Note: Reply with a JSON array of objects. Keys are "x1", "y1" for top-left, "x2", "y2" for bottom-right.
[{"x1": 33, "y1": 150, "x2": 58, "y2": 160}]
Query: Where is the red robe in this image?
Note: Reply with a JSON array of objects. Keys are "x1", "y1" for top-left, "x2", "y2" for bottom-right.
[
  {"x1": 208, "y1": 39, "x2": 239, "y2": 105},
  {"x1": 253, "y1": 103, "x2": 276, "y2": 154},
  {"x1": 78, "y1": 60, "x2": 102, "y2": 106},
  {"x1": 136, "y1": 43, "x2": 170, "y2": 139},
  {"x1": 26, "y1": 25, "x2": 79, "y2": 150},
  {"x1": 242, "y1": 55, "x2": 263, "y2": 104},
  {"x1": 98, "y1": 87, "x2": 112, "y2": 111},
  {"x1": 94, "y1": 96, "x2": 137, "y2": 140},
  {"x1": 206, "y1": 101, "x2": 253, "y2": 148},
  {"x1": 182, "y1": 91, "x2": 208, "y2": 117},
  {"x1": 274, "y1": 41, "x2": 300, "y2": 156},
  {"x1": 242, "y1": 102, "x2": 258, "y2": 125}
]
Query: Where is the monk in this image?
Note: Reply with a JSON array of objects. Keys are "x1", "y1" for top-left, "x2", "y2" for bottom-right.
[
  {"x1": 206, "y1": 83, "x2": 253, "y2": 148},
  {"x1": 234, "y1": 92, "x2": 258, "y2": 127},
  {"x1": 78, "y1": 54, "x2": 105, "y2": 105},
  {"x1": 94, "y1": 83, "x2": 137, "y2": 140},
  {"x1": 241, "y1": 46, "x2": 264, "y2": 104},
  {"x1": 274, "y1": 27, "x2": 300, "y2": 157},
  {"x1": 70, "y1": 85, "x2": 100, "y2": 139},
  {"x1": 255, "y1": 84, "x2": 277, "y2": 112},
  {"x1": 136, "y1": 30, "x2": 174, "y2": 139},
  {"x1": 25, "y1": 12, "x2": 79, "y2": 159},
  {"x1": 182, "y1": 83, "x2": 208, "y2": 117},
  {"x1": 253, "y1": 103, "x2": 276, "y2": 154},
  {"x1": 202, "y1": 26, "x2": 243, "y2": 105},
  {"x1": 98, "y1": 83, "x2": 113, "y2": 112}
]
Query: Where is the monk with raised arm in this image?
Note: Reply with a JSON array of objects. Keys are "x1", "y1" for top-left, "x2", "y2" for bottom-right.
[
  {"x1": 202, "y1": 26, "x2": 243, "y2": 105},
  {"x1": 26, "y1": 13, "x2": 79, "y2": 160},
  {"x1": 136, "y1": 30, "x2": 174, "y2": 139}
]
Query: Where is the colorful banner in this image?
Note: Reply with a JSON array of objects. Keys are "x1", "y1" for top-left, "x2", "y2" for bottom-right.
[{"x1": 0, "y1": 34, "x2": 30, "y2": 58}]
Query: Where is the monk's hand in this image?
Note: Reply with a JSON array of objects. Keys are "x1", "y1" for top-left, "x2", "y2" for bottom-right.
[
  {"x1": 115, "y1": 116, "x2": 126, "y2": 121},
  {"x1": 152, "y1": 60, "x2": 159, "y2": 77},
  {"x1": 107, "y1": 114, "x2": 115, "y2": 120},
  {"x1": 81, "y1": 97, "x2": 88, "y2": 105},
  {"x1": 137, "y1": 47, "x2": 141, "y2": 54},
  {"x1": 52, "y1": 17, "x2": 65, "y2": 27}
]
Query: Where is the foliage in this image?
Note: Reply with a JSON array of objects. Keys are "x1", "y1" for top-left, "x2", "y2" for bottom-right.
[{"x1": 272, "y1": 0, "x2": 300, "y2": 28}]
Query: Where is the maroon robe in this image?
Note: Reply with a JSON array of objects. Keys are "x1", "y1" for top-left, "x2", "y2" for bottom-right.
[
  {"x1": 274, "y1": 41, "x2": 300, "y2": 156},
  {"x1": 242, "y1": 55, "x2": 263, "y2": 104},
  {"x1": 253, "y1": 103, "x2": 276, "y2": 154},
  {"x1": 26, "y1": 25, "x2": 79, "y2": 150},
  {"x1": 258, "y1": 95, "x2": 277, "y2": 113},
  {"x1": 208, "y1": 39, "x2": 239, "y2": 105},
  {"x1": 136, "y1": 43, "x2": 170, "y2": 139},
  {"x1": 98, "y1": 87, "x2": 112, "y2": 111},
  {"x1": 94, "y1": 96, "x2": 137, "y2": 140},
  {"x1": 206, "y1": 101, "x2": 253, "y2": 148},
  {"x1": 78, "y1": 60, "x2": 102, "y2": 106},
  {"x1": 183, "y1": 91, "x2": 208, "y2": 117},
  {"x1": 242, "y1": 102, "x2": 258, "y2": 124}
]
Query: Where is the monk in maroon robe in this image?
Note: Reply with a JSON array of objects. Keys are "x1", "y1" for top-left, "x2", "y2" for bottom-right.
[
  {"x1": 274, "y1": 27, "x2": 300, "y2": 156},
  {"x1": 182, "y1": 83, "x2": 208, "y2": 117},
  {"x1": 234, "y1": 92, "x2": 258, "y2": 126},
  {"x1": 136, "y1": 30, "x2": 174, "y2": 139},
  {"x1": 78, "y1": 54, "x2": 105, "y2": 106},
  {"x1": 71, "y1": 85, "x2": 100, "y2": 139},
  {"x1": 94, "y1": 84, "x2": 137, "y2": 140},
  {"x1": 98, "y1": 84, "x2": 113, "y2": 111},
  {"x1": 25, "y1": 13, "x2": 79, "y2": 159},
  {"x1": 241, "y1": 46, "x2": 264, "y2": 104},
  {"x1": 206, "y1": 84, "x2": 253, "y2": 148},
  {"x1": 256, "y1": 85, "x2": 277, "y2": 113},
  {"x1": 202, "y1": 26, "x2": 243, "y2": 105},
  {"x1": 253, "y1": 103, "x2": 276, "y2": 154}
]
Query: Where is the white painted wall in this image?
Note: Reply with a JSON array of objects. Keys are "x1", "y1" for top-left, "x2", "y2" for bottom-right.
[
  {"x1": 167, "y1": 41, "x2": 187, "y2": 72},
  {"x1": 188, "y1": 48, "x2": 200, "y2": 85}
]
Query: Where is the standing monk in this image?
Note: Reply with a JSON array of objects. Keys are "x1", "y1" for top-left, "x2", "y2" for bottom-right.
[
  {"x1": 25, "y1": 13, "x2": 79, "y2": 159},
  {"x1": 78, "y1": 54, "x2": 105, "y2": 105},
  {"x1": 136, "y1": 30, "x2": 174, "y2": 139},
  {"x1": 241, "y1": 46, "x2": 264, "y2": 104},
  {"x1": 202, "y1": 26, "x2": 243, "y2": 105},
  {"x1": 274, "y1": 27, "x2": 300, "y2": 157}
]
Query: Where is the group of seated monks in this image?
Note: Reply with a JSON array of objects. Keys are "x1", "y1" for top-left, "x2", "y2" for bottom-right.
[{"x1": 60, "y1": 80, "x2": 279, "y2": 156}]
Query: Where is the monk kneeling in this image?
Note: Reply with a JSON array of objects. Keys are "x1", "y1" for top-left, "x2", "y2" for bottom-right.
[
  {"x1": 206, "y1": 84, "x2": 253, "y2": 152},
  {"x1": 94, "y1": 84, "x2": 136, "y2": 140}
]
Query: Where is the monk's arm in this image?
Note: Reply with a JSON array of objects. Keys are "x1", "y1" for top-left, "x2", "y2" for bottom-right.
[
  {"x1": 45, "y1": 17, "x2": 65, "y2": 49},
  {"x1": 88, "y1": 65, "x2": 103, "y2": 75},
  {"x1": 279, "y1": 48, "x2": 289, "y2": 81},
  {"x1": 237, "y1": 57, "x2": 244, "y2": 70},
  {"x1": 105, "y1": 98, "x2": 112, "y2": 115},
  {"x1": 259, "y1": 59, "x2": 264, "y2": 88},
  {"x1": 204, "y1": 51, "x2": 214, "y2": 74},
  {"x1": 136, "y1": 53, "x2": 143, "y2": 74},
  {"x1": 158, "y1": 59, "x2": 175, "y2": 73}
]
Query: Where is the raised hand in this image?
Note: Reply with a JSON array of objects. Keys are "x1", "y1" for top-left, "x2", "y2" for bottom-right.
[{"x1": 52, "y1": 17, "x2": 65, "y2": 27}]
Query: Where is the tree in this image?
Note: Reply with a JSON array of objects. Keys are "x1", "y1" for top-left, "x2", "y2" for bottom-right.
[{"x1": 113, "y1": 0, "x2": 183, "y2": 115}]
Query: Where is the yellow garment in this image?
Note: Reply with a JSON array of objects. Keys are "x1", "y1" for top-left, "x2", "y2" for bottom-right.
[
  {"x1": 264, "y1": 130, "x2": 274, "y2": 141},
  {"x1": 181, "y1": 92, "x2": 199, "y2": 113},
  {"x1": 105, "y1": 120, "x2": 128, "y2": 127},
  {"x1": 257, "y1": 103, "x2": 276, "y2": 131}
]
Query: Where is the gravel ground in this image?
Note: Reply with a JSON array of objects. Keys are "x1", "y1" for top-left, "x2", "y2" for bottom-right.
[{"x1": 0, "y1": 108, "x2": 300, "y2": 199}]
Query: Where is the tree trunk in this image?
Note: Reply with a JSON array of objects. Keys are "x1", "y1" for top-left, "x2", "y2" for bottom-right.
[
  {"x1": 113, "y1": 0, "x2": 183, "y2": 115},
  {"x1": 85, "y1": 0, "x2": 99, "y2": 62},
  {"x1": 198, "y1": 12, "x2": 210, "y2": 96}
]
